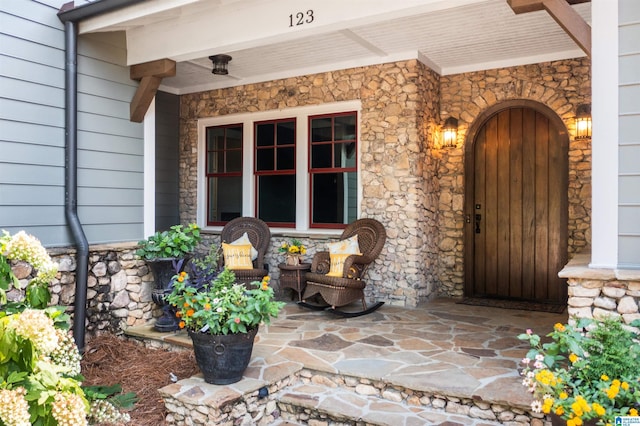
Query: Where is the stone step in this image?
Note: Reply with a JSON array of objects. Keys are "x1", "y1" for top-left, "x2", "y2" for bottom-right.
[{"x1": 277, "y1": 382, "x2": 508, "y2": 426}]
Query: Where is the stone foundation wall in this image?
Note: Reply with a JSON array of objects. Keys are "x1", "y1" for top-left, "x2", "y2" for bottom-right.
[
  {"x1": 559, "y1": 254, "x2": 640, "y2": 324},
  {"x1": 10, "y1": 244, "x2": 158, "y2": 336},
  {"x1": 437, "y1": 58, "x2": 592, "y2": 297}
]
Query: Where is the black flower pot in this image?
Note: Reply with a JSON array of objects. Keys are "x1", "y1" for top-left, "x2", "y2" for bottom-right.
[
  {"x1": 148, "y1": 258, "x2": 184, "y2": 332},
  {"x1": 188, "y1": 327, "x2": 258, "y2": 385}
]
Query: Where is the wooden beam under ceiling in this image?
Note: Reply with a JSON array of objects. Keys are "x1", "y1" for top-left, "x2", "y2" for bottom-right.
[
  {"x1": 129, "y1": 58, "x2": 176, "y2": 122},
  {"x1": 507, "y1": 0, "x2": 591, "y2": 58}
]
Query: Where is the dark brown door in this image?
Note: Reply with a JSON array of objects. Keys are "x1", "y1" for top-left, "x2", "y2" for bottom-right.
[{"x1": 464, "y1": 103, "x2": 568, "y2": 304}]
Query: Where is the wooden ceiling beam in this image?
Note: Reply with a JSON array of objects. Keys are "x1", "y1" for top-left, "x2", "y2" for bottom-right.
[
  {"x1": 129, "y1": 59, "x2": 176, "y2": 122},
  {"x1": 507, "y1": 0, "x2": 591, "y2": 57}
]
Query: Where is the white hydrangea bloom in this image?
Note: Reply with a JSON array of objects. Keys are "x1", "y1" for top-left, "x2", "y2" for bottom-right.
[
  {"x1": 0, "y1": 387, "x2": 31, "y2": 426},
  {"x1": 9, "y1": 309, "x2": 59, "y2": 355}
]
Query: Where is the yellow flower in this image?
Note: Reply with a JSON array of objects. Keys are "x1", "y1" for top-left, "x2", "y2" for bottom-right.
[
  {"x1": 601, "y1": 375, "x2": 610, "y2": 381},
  {"x1": 559, "y1": 392, "x2": 568, "y2": 400},
  {"x1": 592, "y1": 403, "x2": 606, "y2": 417},
  {"x1": 554, "y1": 323, "x2": 566, "y2": 332},
  {"x1": 630, "y1": 408, "x2": 638, "y2": 417},
  {"x1": 556, "y1": 407, "x2": 565, "y2": 416},
  {"x1": 606, "y1": 385, "x2": 619, "y2": 399},
  {"x1": 621, "y1": 381, "x2": 629, "y2": 391},
  {"x1": 569, "y1": 353, "x2": 579, "y2": 363}
]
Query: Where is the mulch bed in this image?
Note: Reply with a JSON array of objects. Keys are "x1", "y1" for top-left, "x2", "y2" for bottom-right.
[{"x1": 81, "y1": 334, "x2": 200, "y2": 426}]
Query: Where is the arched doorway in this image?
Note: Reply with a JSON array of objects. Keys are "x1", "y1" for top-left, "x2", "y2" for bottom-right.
[{"x1": 463, "y1": 100, "x2": 569, "y2": 305}]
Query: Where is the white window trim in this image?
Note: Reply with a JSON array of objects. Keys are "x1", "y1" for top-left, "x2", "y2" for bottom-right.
[{"x1": 197, "y1": 100, "x2": 362, "y2": 235}]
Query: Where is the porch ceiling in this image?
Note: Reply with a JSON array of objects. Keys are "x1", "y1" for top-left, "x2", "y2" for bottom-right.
[{"x1": 79, "y1": 0, "x2": 591, "y2": 95}]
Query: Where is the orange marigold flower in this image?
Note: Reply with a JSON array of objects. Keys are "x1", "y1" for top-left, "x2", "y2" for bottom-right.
[
  {"x1": 262, "y1": 276, "x2": 270, "y2": 282},
  {"x1": 177, "y1": 276, "x2": 184, "y2": 282},
  {"x1": 556, "y1": 407, "x2": 565, "y2": 416},
  {"x1": 179, "y1": 321, "x2": 185, "y2": 329},
  {"x1": 180, "y1": 271, "x2": 187, "y2": 277},
  {"x1": 186, "y1": 309, "x2": 195, "y2": 317},
  {"x1": 204, "y1": 303, "x2": 211, "y2": 310},
  {"x1": 261, "y1": 282, "x2": 269, "y2": 290},
  {"x1": 554, "y1": 323, "x2": 566, "y2": 332},
  {"x1": 175, "y1": 311, "x2": 182, "y2": 317},
  {"x1": 183, "y1": 302, "x2": 189, "y2": 307}
]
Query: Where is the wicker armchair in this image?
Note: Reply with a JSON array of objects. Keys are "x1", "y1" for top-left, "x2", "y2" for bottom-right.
[
  {"x1": 220, "y1": 217, "x2": 270, "y2": 286},
  {"x1": 302, "y1": 218, "x2": 386, "y2": 316}
]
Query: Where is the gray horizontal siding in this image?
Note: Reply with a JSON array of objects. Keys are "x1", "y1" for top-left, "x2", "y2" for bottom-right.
[
  {"x1": 78, "y1": 169, "x2": 143, "y2": 189},
  {"x1": 1, "y1": 184, "x2": 64, "y2": 205},
  {"x1": 1, "y1": 1, "x2": 144, "y2": 247},
  {"x1": 618, "y1": 0, "x2": 640, "y2": 267},
  {"x1": 0, "y1": 120, "x2": 65, "y2": 147}
]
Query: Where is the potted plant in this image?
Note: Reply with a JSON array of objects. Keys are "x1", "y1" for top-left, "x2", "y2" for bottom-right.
[
  {"x1": 278, "y1": 238, "x2": 307, "y2": 265},
  {"x1": 166, "y1": 266, "x2": 284, "y2": 385},
  {"x1": 136, "y1": 223, "x2": 201, "y2": 331},
  {"x1": 518, "y1": 317, "x2": 640, "y2": 426}
]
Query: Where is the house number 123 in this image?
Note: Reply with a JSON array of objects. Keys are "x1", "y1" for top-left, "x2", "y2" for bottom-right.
[{"x1": 289, "y1": 10, "x2": 314, "y2": 27}]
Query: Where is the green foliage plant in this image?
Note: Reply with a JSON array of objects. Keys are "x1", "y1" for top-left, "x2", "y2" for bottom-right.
[
  {"x1": 518, "y1": 317, "x2": 640, "y2": 426},
  {"x1": 166, "y1": 267, "x2": 285, "y2": 335},
  {"x1": 136, "y1": 224, "x2": 201, "y2": 260}
]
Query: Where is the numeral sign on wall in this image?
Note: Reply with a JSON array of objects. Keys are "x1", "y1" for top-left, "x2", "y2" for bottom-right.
[{"x1": 289, "y1": 10, "x2": 314, "y2": 27}]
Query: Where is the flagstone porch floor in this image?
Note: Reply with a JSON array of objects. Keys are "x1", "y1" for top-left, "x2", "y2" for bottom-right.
[{"x1": 126, "y1": 298, "x2": 567, "y2": 425}]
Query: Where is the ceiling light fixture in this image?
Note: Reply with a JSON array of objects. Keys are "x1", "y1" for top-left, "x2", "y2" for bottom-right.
[{"x1": 209, "y1": 54, "x2": 232, "y2": 75}]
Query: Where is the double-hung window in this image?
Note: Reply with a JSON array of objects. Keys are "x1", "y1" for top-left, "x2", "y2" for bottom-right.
[
  {"x1": 205, "y1": 124, "x2": 243, "y2": 226},
  {"x1": 255, "y1": 119, "x2": 296, "y2": 227},
  {"x1": 309, "y1": 112, "x2": 358, "y2": 227},
  {"x1": 199, "y1": 101, "x2": 360, "y2": 231}
]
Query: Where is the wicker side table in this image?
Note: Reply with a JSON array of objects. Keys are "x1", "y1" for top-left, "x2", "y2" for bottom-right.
[{"x1": 278, "y1": 263, "x2": 311, "y2": 302}]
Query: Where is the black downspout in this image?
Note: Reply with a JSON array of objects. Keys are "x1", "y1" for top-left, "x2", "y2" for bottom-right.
[
  {"x1": 63, "y1": 20, "x2": 89, "y2": 352},
  {"x1": 57, "y1": 0, "x2": 148, "y2": 351}
]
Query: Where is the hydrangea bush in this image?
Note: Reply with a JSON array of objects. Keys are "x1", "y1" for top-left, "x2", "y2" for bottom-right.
[
  {"x1": 0, "y1": 230, "x2": 58, "y2": 309},
  {"x1": 1, "y1": 230, "x2": 134, "y2": 425}
]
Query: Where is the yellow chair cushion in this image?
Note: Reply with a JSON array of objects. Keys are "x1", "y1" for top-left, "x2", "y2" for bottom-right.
[
  {"x1": 222, "y1": 243, "x2": 253, "y2": 270},
  {"x1": 327, "y1": 235, "x2": 360, "y2": 255},
  {"x1": 327, "y1": 253, "x2": 352, "y2": 277}
]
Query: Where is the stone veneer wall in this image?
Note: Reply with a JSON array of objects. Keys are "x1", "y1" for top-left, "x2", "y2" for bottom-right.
[
  {"x1": 180, "y1": 60, "x2": 441, "y2": 307},
  {"x1": 8, "y1": 244, "x2": 157, "y2": 336},
  {"x1": 437, "y1": 58, "x2": 592, "y2": 297},
  {"x1": 559, "y1": 253, "x2": 640, "y2": 324}
]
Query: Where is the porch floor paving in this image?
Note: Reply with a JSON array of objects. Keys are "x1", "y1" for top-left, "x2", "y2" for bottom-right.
[{"x1": 126, "y1": 298, "x2": 567, "y2": 424}]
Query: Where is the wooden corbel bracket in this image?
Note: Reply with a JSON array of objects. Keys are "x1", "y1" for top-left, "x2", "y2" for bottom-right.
[
  {"x1": 129, "y1": 58, "x2": 176, "y2": 122},
  {"x1": 507, "y1": 0, "x2": 591, "y2": 58}
]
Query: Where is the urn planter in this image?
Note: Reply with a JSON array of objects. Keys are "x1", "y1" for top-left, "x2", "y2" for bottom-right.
[{"x1": 188, "y1": 327, "x2": 259, "y2": 385}]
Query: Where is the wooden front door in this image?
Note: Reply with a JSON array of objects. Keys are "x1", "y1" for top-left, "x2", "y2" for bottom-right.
[{"x1": 464, "y1": 101, "x2": 568, "y2": 304}]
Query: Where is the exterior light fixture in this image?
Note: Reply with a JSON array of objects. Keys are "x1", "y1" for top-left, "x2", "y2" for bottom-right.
[
  {"x1": 209, "y1": 54, "x2": 232, "y2": 75},
  {"x1": 442, "y1": 117, "x2": 458, "y2": 148},
  {"x1": 575, "y1": 103, "x2": 591, "y2": 139}
]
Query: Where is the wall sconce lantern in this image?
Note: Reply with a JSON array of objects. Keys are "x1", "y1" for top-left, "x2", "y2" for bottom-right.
[
  {"x1": 442, "y1": 117, "x2": 458, "y2": 148},
  {"x1": 575, "y1": 103, "x2": 591, "y2": 139},
  {"x1": 209, "y1": 54, "x2": 232, "y2": 75}
]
